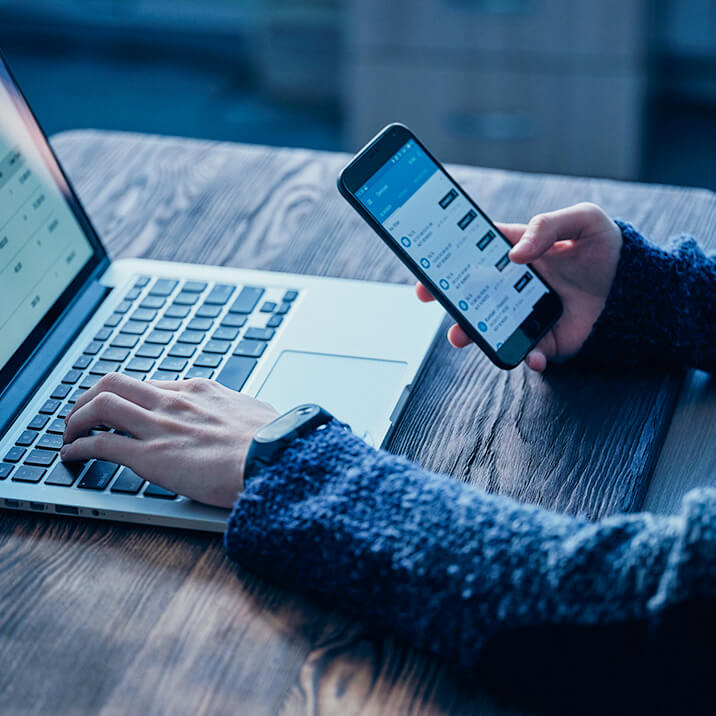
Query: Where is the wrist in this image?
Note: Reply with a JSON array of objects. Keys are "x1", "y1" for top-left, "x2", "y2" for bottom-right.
[{"x1": 243, "y1": 404, "x2": 338, "y2": 481}]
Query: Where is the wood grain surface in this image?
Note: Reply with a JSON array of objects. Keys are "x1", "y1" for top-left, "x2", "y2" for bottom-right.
[{"x1": 0, "y1": 129, "x2": 714, "y2": 716}]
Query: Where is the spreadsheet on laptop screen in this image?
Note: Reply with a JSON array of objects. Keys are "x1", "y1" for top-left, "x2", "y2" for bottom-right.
[{"x1": 0, "y1": 78, "x2": 93, "y2": 371}]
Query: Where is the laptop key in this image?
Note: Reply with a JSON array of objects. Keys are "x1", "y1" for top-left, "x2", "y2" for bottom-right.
[
  {"x1": 155, "y1": 317, "x2": 181, "y2": 332},
  {"x1": 159, "y1": 357, "x2": 187, "y2": 372},
  {"x1": 220, "y1": 314, "x2": 246, "y2": 329},
  {"x1": 111, "y1": 334, "x2": 139, "y2": 349},
  {"x1": 15, "y1": 430, "x2": 37, "y2": 447},
  {"x1": 275, "y1": 302, "x2": 291, "y2": 315},
  {"x1": 120, "y1": 320, "x2": 148, "y2": 335},
  {"x1": 151, "y1": 371, "x2": 179, "y2": 381},
  {"x1": 283, "y1": 290, "x2": 298, "y2": 302},
  {"x1": 58, "y1": 404, "x2": 73, "y2": 420},
  {"x1": 185, "y1": 367, "x2": 214, "y2": 379},
  {"x1": 146, "y1": 330, "x2": 174, "y2": 345},
  {"x1": 62, "y1": 369, "x2": 82, "y2": 384},
  {"x1": 178, "y1": 330, "x2": 205, "y2": 344},
  {"x1": 203, "y1": 340, "x2": 231, "y2": 355},
  {"x1": 102, "y1": 347, "x2": 130, "y2": 362},
  {"x1": 187, "y1": 317, "x2": 213, "y2": 332},
  {"x1": 37, "y1": 434, "x2": 64, "y2": 451},
  {"x1": 193, "y1": 353, "x2": 221, "y2": 369},
  {"x1": 244, "y1": 327, "x2": 274, "y2": 342},
  {"x1": 204, "y1": 284, "x2": 235, "y2": 305},
  {"x1": 111, "y1": 468, "x2": 145, "y2": 494},
  {"x1": 195, "y1": 303, "x2": 221, "y2": 319},
  {"x1": 45, "y1": 461, "x2": 85, "y2": 487},
  {"x1": 131, "y1": 308, "x2": 157, "y2": 322},
  {"x1": 95, "y1": 327, "x2": 113, "y2": 341},
  {"x1": 148, "y1": 279, "x2": 177, "y2": 297},
  {"x1": 135, "y1": 342, "x2": 164, "y2": 359},
  {"x1": 126, "y1": 357, "x2": 155, "y2": 373},
  {"x1": 124, "y1": 287, "x2": 141, "y2": 301},
  {"x1": 4, "y1": 447, "x2": 25, "y2": 463},
  {"x1": 165, "y1": 304, "x2": 191, "y2": 319},
  {"x1": 114, "y1": 300, "x2": 132, "y2": 314},
  {"x1": 84, "y1": 341, "x2": 102, "y2": 355},
  {"x1": 51, "y1": 384, "x2": 72, "y2": 400},
  {"x1": 90, "y1": 360, "x2": 121, "y2": 375},
  {"x1": 266, "y1": 314, "x2": 283, "y2": 329},
  {"x1": 144, "y1": 483, "x2": 177, "y2": 500},
  {"x1": 216, "y1": 356, "x2": 257, "y2": 392},
  {"x1": 25, "y1": 449, "x2": 56, "y2": 467},
  {"x1": 229, "y1": 287, "x2": 264, "y2": 315},
  {"x1": 173, "y1": 292, "x2": 198, "y2": 306},
  {"x1": 12, "y1": 465, "x2": 45, "y2": 483},
  {"x1": 183, "y1": 280, "x2": 207, "y2": 293},
  {"x1": 140, "y1": 296, "x2": 165, "y2": 310},
  {"x1": 0, "y1": 463, "x2": 13, "y2": 480},
  {"x1": 134, "y1": 275, "x2": 151, "y2": 288},
  {"x1": 260, "y1": 301, "x2": 276, "y2": 313},
  {"x1": 47, "y1": 418, "x2": 67, "y2": 434},
  {"x1": 71, "y1": 388, "x2": 88, "y2": 401},
  {"x1": 40, "y1": 399, "x2": 61, "y2": 414},
  {"x1": 167, "y1": 343, "x2": 195, "y2": 359},
  {"x1": 73, "y1": 355, "x2": 92, "y2": 370},
  {"x1": 28, "y1": 414, "x2": 49, "y2": 430},
  {"x1": 212, "y1": 326, "x2": 238, "y2": 341},
  {"x1": 233, "y1": 339, "x2": 266, "y2": 358},
  {"x1": 104, "y1": 313, "x2": 123, "y2": 328},
  {"x1": 78, "y1": 460, "x2": 118, "y2": 490}
]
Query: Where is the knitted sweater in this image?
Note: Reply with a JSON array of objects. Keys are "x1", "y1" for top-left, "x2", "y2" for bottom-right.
[{"x1": 225, "y1": 223, "x2": 716, "y2": 714}]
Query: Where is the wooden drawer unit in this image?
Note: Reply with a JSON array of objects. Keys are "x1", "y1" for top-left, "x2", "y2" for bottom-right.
[
  {"x1": 348, "y1": 0, "x2": 646, "y2": 61},
  {"x1": 347, "y1": 61, "x2": 644, "y2": 178}
]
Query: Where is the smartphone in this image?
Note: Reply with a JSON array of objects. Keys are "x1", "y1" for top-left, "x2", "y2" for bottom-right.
[{"x1": 337, "y1": 123, "x2": 563, "y2": 369}]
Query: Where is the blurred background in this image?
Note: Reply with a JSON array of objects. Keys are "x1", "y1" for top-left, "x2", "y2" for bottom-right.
[{"x1": 0, "y1": 0, "x2": 714, "y2": 188}]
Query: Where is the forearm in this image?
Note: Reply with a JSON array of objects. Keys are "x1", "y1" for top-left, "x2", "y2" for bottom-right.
[
  {"x1": 578, "y1": 221, "x2": 716, "y2": 372},
  {"x1": 225, "y1": 422, "x2": 716, "y2": 671}
]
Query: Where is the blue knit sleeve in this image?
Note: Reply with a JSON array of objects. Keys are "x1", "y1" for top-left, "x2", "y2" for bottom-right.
[
  {"x1": 575, "y1": 221, "x2": 715, "y2": 372},
  {"x1": 225, "y1": 421, "x2": 716, "y2": 678}
]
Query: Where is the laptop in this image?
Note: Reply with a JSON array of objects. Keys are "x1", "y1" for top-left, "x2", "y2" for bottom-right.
[{"x1": 0, "y1": 55, "x2": 443, "y2": 532}]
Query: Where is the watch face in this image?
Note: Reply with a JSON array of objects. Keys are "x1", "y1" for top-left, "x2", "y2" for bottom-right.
[{"x1": 257, "y1": 404, "x2": 321, "y2": 442}]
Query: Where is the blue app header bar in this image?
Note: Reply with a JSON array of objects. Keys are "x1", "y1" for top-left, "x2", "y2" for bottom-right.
[{"x1": 356, "y1": 139, "x2": 437, "y2": 222}]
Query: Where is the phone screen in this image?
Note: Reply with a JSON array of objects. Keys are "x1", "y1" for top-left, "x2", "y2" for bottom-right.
[{"x1": 354, "y1": 138, "x2": 550, "y2": 353}]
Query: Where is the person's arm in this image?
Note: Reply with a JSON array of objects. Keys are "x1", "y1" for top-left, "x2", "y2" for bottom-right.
[
  {"x1": 576, "y1": 220, "x2": 716, "y2": 372},
  {"x1": 225, "y1": 422, "x2": 716, "y2": 680}
]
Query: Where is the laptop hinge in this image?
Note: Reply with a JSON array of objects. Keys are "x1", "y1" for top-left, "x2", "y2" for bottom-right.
[{"x1": 0, "y1": 276, "x2": 110, "y2": 437}]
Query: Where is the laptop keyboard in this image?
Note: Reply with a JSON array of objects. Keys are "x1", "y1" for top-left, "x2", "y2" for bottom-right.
[{"x1": 0, "y1": 275, "x2": 298, "y2": 501}]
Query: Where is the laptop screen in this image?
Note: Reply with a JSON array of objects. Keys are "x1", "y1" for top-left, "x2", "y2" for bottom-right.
[{"x1": 0, "y1": 57, "x2": 104, "y2": 389}]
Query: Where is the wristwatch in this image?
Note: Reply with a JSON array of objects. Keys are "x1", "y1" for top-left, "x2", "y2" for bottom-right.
[{"x1": 244, "y1": 404, "x2": 336, "y2": 480}]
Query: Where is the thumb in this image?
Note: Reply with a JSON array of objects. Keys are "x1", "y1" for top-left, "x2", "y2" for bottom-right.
[{"x1": 509, "y1": 203, "x2": 599, "y2": 263}]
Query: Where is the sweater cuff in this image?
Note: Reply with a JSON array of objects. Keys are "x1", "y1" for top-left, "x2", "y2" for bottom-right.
[
  {"x1": 574, "y1": 220, "x2": 701, "y2": 370},
  {"x1": 224, "y1": 420, "x2": 362, "y2": 564}
]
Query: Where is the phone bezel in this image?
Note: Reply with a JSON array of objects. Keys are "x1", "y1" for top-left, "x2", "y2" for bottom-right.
[{"x1": 337, "y1": 123, "x2": 562, "y2": 370}]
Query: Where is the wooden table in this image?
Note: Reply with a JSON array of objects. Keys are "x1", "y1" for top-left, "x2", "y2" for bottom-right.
[{"x1": 1, "y1": 130, "x2": 714, "y2": 715}]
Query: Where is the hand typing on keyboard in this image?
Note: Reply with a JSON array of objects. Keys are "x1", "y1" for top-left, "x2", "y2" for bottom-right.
[{"x1": 60, "y1": 373, "x2": 278, "y2": 507}]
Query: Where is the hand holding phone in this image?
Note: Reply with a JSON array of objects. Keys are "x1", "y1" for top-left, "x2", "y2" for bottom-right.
[
  {"x1": 338, "y1": 123, "x2": 563, "y2": 369},
  {"x1": 418, "y1": 204, "x2": 623, "y2": 372}
]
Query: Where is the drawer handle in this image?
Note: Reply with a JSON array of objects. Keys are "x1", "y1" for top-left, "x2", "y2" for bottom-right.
[
  {"x1": 443, "y1": 111, "x2": 537, "y2": 140},
  {"x1": 445, "y1": 0, "x2": 537, "y2": 15}
]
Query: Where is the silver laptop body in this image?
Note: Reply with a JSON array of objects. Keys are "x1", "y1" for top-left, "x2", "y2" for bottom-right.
[{"x1": 0, "y1": 55, "x2": 443, "y2": 532}]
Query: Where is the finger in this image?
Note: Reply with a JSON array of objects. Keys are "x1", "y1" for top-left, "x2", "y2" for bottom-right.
[
  {"x1": 60, "y1": 430, "x2": 141, "y2": 467},
  {"x1": 494, "y1": 222, "x2": 527, "y2": 246},
  {"x1": 509, "y1": 203, "x2": 599, "y2": 263},
  {"x1": 447, "y1": 324, "x2": 473, "y2": 348},
  {"x1": 64, "y1": 391, "x2": 155, "y2": 443},
  {"x1": 416, "y1": 282, "x2": 435, "y2": 302},
  {"x1": 66, "y1": 372, "x2": 164, "y2": 424},
  {"x1": 524, "y1": 350, "x2": 547, "y2": 372}
]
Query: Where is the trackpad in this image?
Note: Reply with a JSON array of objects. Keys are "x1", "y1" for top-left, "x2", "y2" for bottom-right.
[{"x1": 255, "y1": 351, "x2": 408, "y2": 443}]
